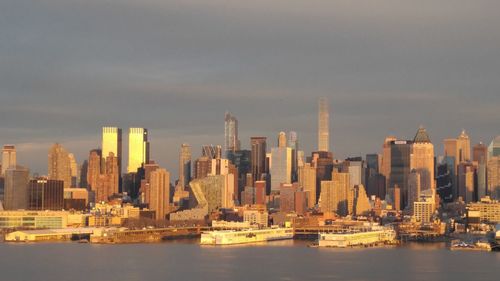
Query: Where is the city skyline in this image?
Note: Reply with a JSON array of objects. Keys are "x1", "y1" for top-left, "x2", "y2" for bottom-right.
[{"x1": 1, "y1": 1, "x2": 499, "y2": 175}]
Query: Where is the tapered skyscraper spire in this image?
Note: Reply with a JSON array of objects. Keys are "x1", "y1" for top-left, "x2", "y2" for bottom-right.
[{"x1": 318, "y1": 97, "x2": 330, "y2": 152}]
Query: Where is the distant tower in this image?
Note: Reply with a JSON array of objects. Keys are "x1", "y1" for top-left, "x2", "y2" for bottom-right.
[
  {"x1": 318, "y1": 97, "x2": 330, "y2": 152},
  {"x1": 48, "y1": 143, "x2": 72, "y2": 189},
  {"x1": 411, "y1": 126, "x2": 435, "y2": 192},
  {"x1": 488, "y1": 136, "x2": 500, "y2": 159},
  {"x1": 102, "y1": 127, "x2": 122, "y2": 174},
  {"x1": 1, "y1": 145, "x2": 16, "y2": 176},
  {"x1": 128, "y1": 128, "x2": 150, "y2": 173},
  {"x1": 278, "y1": 131, "x2": 287, "y2": 148},
  {"x1": 251, "y1": 137, "x2": 267, "y2": 184},
  {"x1": 3, "y1": 166, "x2": 30, "y2": 210},
  {"x1": 224, "y1": 112, "x2": 240, "y2": 155},
  {"x1": 179, "y1": 143, "x2": 192, "y2": 188},
  {"x1": 149, "y1": 168, "x2": 170, "y2": 220},
  {"x1": 87, "y1": 149, "x2": 102, "y2": 192}
]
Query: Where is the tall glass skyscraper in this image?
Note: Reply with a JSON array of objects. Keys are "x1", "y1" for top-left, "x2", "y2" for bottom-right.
[
  {"x1": 224, "y1": 112, "x2": 240, "y2": 155},
  {"x1": 102, "y1": 127, "x2": 122, "y2": 173},
  {"x1": 318, "y1": 97, "x2": 330, "y2": 152},
  {"x1": 127, "y1": 128, "x2": 149, "y2": 173}
]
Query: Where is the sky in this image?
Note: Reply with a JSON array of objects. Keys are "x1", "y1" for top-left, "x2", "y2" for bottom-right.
[{"x1": 1, "y1": 0, "x2": 499, "y2": 176}]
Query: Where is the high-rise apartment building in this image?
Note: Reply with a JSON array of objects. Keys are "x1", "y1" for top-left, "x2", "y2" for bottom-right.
[
  {"x1": 179, "y1": 143, "x2": 192, "y2": 188},
  {"x1": 320, "y1": 170, "x2": 352, "y2": 216},
  {"x1": 298, "y1": 163, "x2": 317, "y2": 208},
  {"x1": 87, "y1": 149, "x2": 102, "y2": 192},
  {"x1": 1, "y1": 145, "x2": 16, "y2": 176},
  {"x1": 270, "y1": 132, "x2": 292, "y2": 191},
  {"x1": 102, "y1": 127, "x2": 122, "y2": 173},
  {"x1": 128, "y1": 128, "x2": 150, "y2": 173},
  {"x1": 95, "y1": 152, "x2": 119, "y2": 202},
  {"x1": 149, "y1": 168, "x2": 170, "y2": 220},
  {"x1": 224, "y1": 112, "x2": 240, "y2": 155},
  {"x1": 3, "y1": 166, "x2": 30, "y2": 210},
  {"x1": 48, "y1": 143, "x2": 72, "y2": 189},
  {"x1": 318, "y1": 97, "x2": 330, "y2": 152}
]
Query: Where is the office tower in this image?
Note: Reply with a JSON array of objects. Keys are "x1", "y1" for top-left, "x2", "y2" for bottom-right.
[
  {"x1": 345, "y1": 157, "x2": 365, "y2": 189},
  {"x1": 410, "y1": 126, "x2": 435, "y2": 192},
  {"x1": 487, "y1": 156, "x2": 500, "y2": 199},
  {"x1": 407, "y1": 170, "x2": 421, "y2": 210},
  {"x1": 79, "y1": 160, "x2": 88, "y2": 189},
  {"x1": 3, "y1": 166, "x2": 29, "y2": 210},
  {"x1": 28, "y1": 178, "x2": 64, "y2": 210},
  {"x1": 48, "y1": 143, "x2": 72, "y2": 189},
  {"x1": 68, "y1": 153, "x2": 79, "y2": 188},
  {"x1": 224, "y1": 112, "x2": 240, "y2": 155},
  {"x1": 457, "y1": 162, "x2": 475, "y2": 203},
  {"x1": 194, "y1": 156, "x2": 211, "y2": 179},
  {"x1": 380, "y1": 136, "x2": 397, "y2": 188},
  {"x1": 1, "y1": 145, "x2": 16, "y2": 176},
  {"x1": 320, "y1": 170, "x2": 352, "y2": 216},
  {"x1": 488, "y1": 136, "x2": 500, "y2": 159},
  {"x1": 366, "y1": 154, "x2": 384, "y2": 198},
  {"x1": 354, "y1": 185, "x2": 371, "y2": 216},
  {"x1": 288, "y1": 131, "x2": 299, "y2": 181},
  {"x1": 149, "y1": 168, "x2": 170, "y2": 220},
  {"x1": 311, "y1": 151, "x2": 334, "y2": 202},
  {"x1": 318, "y1": 97, "x2": 330, "y2": 152},
  {"x1": 474, "y1": 142, "x2": 488, "y2": 199},
  {"x1": 251, "y1": 137, "x2": 267, "y2": 184},
  {"x1": 436, "y1": 161, "x2": 453, "y2": 203},
  {"x1": 457, "y1": 130, "x2": 471, "y2": 163},
  {"x1": 139, "y1": 162, "x2": 160, "y2": 205},
  {"x1": 95, "y1": 152, "x2": 119, "y2": 202},
  {"x1": 389, "y1": 140, "x2": 413, "y2": 210},
  {"x1": 179, "y1": 143, "x2": 192, "y2": 188},
  {"x1": 413, "y1": 191, "x2": 436, "y2": 224},
  {"x1": 254, "y1": 181, "x2": 266, "y2": 205},
  {"x1": 87, "y1": 149, "x2": 102, "y2": 191},
  {"x1": 227, "y1": 150, "x2": 251, "y2": 201},
  {"x1": 271, "y1": 132, "x2": 292, "y2": 191},
  {"x1": 393, "y1": 185, "x2": 401, "y2": 211},
  {"x1": 128, "y1": 128, "x2": 150, "y2": 173},
  {"x1": 299, "y1": 163, "x2": 317, "y2": 208},
  {"x1": 102, "y1": 127, "x2": 122, "y2": 173},
  {"x1": 202, "y1": 145, "x2": 222, "y2": 160}
]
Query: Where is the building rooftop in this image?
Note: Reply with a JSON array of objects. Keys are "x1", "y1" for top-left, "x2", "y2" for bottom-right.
[{"x1": 414, "y1": 126, "x2": 431, "y2": 143}]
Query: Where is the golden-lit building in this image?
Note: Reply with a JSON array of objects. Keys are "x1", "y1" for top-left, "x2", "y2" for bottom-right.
[
  {"x1": 48, "y1": 143, "x2": 72, "y2": 189},
  {"x1": 298, "y1": 163, "x2": 317, "y2": 208},
  {"x1": 410, "y1": 127, "x2": 435, "y2": 192},
  {"x1": 487, "y1": 156, "x2": 500, "y2": 199},
  {"x1": 320, "y1": 171, "x2": 353, "y2": 216},
  {"x1": 127, "y1": 127, "x2": 149, "y2": 173},
  {"x1": 149, "y1": 168, "x2": 170, "y2": 220},
  {"x1": 87, "y1": 149, "x2": 102, "y2": 191},
  {"x1": 468, "y1": 196, "x2": 500, "y2": 224},
  {"x1": 318, "y1": 97, "x2": 329, "y2": 152},
  {"x1": 102, "y1": 126, "x2": 122, "y2": 174},
  {"x1": 95, "y1": 152, "x2": 119, "y2": 202},
  {"x1": 1, "y1": 144, "x2": 16, "y2": 176}
]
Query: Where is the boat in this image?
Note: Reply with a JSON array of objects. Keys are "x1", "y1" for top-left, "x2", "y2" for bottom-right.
[
  {"x1": 318, "y1": 227, "x2": 397, "y2": 248},
  {"x1": 450, "y1": 240, "x2": 492, "y2": 251},
  {"x1": 200, "y1": 227, "x2": 293, "y2": 245}
]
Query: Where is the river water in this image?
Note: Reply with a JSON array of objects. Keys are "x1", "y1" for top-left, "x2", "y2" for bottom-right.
[{"x1": 0, "y1": 240, "x2": 498, "y2": 281}]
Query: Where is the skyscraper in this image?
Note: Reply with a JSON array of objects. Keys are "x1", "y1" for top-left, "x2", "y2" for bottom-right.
[
  {"x1": 128, "y1": 128, "x2": 150, "y2": 173},
  {"x1": 102, "y1": 126, "x2": 122, "y2": 173},
  {"x1": 1, "y1": 145, "x2": 16, "y2": 176},
  {"x1": 488, "y1": 136, "x2": 500, "y2": 159},
  {"x1": 149, "y1": 168, "x2": 170, "y2": 220},
  {"x1": 389, "y1": 140, "x2": 413, "y2": 210},
  {"x1": 474, "y1": 142, "x2": 488, "y2": 199},
  {"x1": 3, "y1": 166, "x2": 29, "y2": 210},
  {"x1": 87, "y1": 149, "x2": 102, "y2": 192},
  {"x1": 288, "y1": 131, "x2": 299, "y2": 182},
  {"x1": 487, "y1": 156, "x2": 500, "y2": 199},
  {"x1": 48, "y1": 143, "x2": 72, "y2": 189},
  {"x1": 224, "y1": 112, "x2": 240, "y2": 155},
  {"x1": 179, "y1": 143, "x2": 192, "y2": 188},
  {"x1": 298, "y1": 163, "x2": 316, "y2": 208},
  {"x1": 95, "y1": 152, "x2": 119, "y2": 202},
  {"x1": 410, "y1": 126, "x2": 435, "y2": 192},
  {"x1": 270, "y1": 132, "x2": 292, "y2": 191},
  {"x1": 251, "y1": 137, "x2": 267, "y2": 184},
  {"x1": 320, "y1": 170, "x2": 352, "y2": 216},
  {"x1": 68, "y1": 153, "x2": 79, "y2": 188},
  {"x1": 318, "y1": 97, "x2": 330, "y2": 152}
]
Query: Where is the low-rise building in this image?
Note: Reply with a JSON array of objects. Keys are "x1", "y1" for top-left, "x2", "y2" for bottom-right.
[{"x1": 467, "y1": 196, "x2": 500, "y2": 224}]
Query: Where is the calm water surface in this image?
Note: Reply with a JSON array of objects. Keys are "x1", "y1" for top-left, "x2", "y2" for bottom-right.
[{"x1": 0, "y1": 240, "x2": 498, "y2": 281}]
